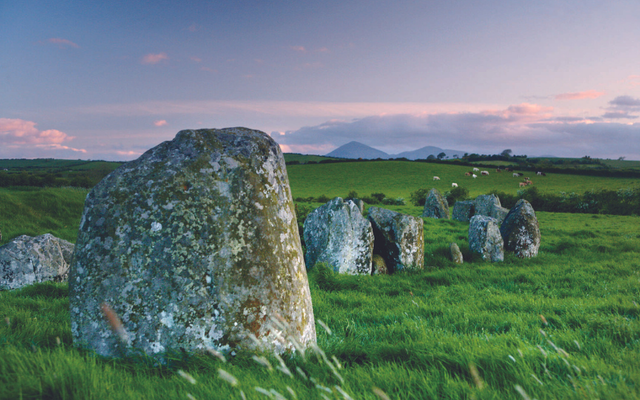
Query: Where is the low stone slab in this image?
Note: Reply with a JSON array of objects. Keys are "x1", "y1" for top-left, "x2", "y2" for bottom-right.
[
  {"x1": 469, "y1": 215, "x2": 504, "y2": 262},
  {"x1": 0, "y1": 234, "x2": 74, "y2": 290},
  {"x1": 422, "y1": 188, "x2": 449, "y2": 219},
  {"x1": 368, "y1": 207, "x2": 424, "y2": 273},
  {"x1": 500, "y1": 199, "x2": 541, "y2": 258},
  {"x1": 303, "y1": 197, "x2": 374, "y2": 274}
]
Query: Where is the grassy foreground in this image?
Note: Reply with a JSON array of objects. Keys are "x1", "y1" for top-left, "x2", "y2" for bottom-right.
[
  {"x1": 1, "y1": 161, "x2": 640, "y2": 399},
  {"x1": 2, "y1": 210, "x2": 640, "y2": 399}
]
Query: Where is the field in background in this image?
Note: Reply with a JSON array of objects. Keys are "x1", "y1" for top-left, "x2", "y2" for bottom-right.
[
  {"x1": 1, "y1": 159, "x2": 639, "y2": 399},
  {"x1": 287, "y1": 161, "x2": 640, "y2": 201}
]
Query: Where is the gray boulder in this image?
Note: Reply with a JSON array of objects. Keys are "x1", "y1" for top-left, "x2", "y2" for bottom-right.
[
  {"x1": 469, "y1": 215, "x2": 504, "y2": 262},
  {"x1": 500, "y1": 199, "x2": 541, "y2": 258},
  {"x1": 422, "y1": 189, "x2": 449, "y2": 219},
  {"x1": 474, "y1": 194, "x2": 501, "y2": 217},
  {"x1": 450, "y1": 243, "x2": 463, "y2": 264},
  {"x1": 70, "y1": 128, "x2": 316, "y2": 358},
  {"x1": 0, "y1": 234, "x2": 74, "y2": 290},
  {"x1": 492, "y1": 205, "x2": 510, "y2": 225},
  {"x1": 351, "y1": 198, "x2": 364, "y2": 214},
  {"x1": 452, "y1": 200, "x2": 475, "y2": 222},
  {"x1": 368, "y1": 207, "x2": 424, "y2": 273},
  {"x1": 303, "y1": 197, "x2": 374, "y2": 274}
]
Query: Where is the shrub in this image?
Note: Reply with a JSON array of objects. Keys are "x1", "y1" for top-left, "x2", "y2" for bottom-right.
[
  {"x1": 371, "y1": 193, "x2": 386, "y2": 202},
  {"x1": 315, "y1": 194, "x2": 330, "y2": 203},
  {"x1": 409, "y1": 188, "x2": 430, "y2": 206},
  {"x1": 444, "y1": 186, "x2": 469, "y2": 206}
]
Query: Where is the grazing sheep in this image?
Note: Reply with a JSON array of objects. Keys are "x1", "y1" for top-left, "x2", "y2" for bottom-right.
[
  {"x1": 513, "y1": 173, "x2": 519, "y2": 177},
  {"x1": 433, "y1": 176, "x2": 440, "y2": 181},
  {"x1": 473, "y1": 167, "x2": 480, "y2": 172},
  {"x1": 465, "y1": 172, "x2": 472, "y2": 176},
  {"x1": 537, "y1": 171, "x2": 546, "y2": 176},
  {"x1": 452, "y1": 182, "x2": 458, "y2": 188},
  {"x1": 481, "y1": 171, "x2": 489, "y2": 176},
  {"x1": 472, "y1": 174, "x2": 477, "y2": 179},
  {"x1": 519, "y1": 182, "x2": 527, "y2": 187}
]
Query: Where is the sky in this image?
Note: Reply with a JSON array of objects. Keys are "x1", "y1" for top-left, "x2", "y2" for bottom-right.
[{"x1": 2, "y1": 0, "x2": 640, "y2": 160}]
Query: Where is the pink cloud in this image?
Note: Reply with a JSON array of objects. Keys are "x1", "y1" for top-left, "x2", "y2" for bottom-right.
[
  {"x1": 154, "y1": 120, "x2": 168, "y2": 127},
  {"x1": 141, "y1": 52, "x2": 168, "y2": 65},
  {"x1": 290, "y1": 45, "x2": 306, "y2": 52},
  {"x1": 190, "y1": 56, "x2": 202, "y2": 63},
  {"x1": 46, "y1": 38, "x2": 79, "y2": 48},
  {"x1": 316, "y1": 47, "x2": 330, "y2": 53},
  {"x1": 555, "y1": 90, "x2": 605, "y2": 100},
  {"x1": 0, "y1": 118, "x2": 85, "y2": 153},
  {"x1": 200, "y1": 67, "x2": 217, "y2": 73}
]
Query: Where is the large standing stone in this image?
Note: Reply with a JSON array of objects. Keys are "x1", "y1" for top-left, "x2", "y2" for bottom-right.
[
  {"x1": 469, "y1": 215, "x2": 504, "y2": 262},
  {"x1": 422, "y1": 188, "x2": 450, "y2": 219},
  {"x1": 452, "y1": 200, "x2": 475, "y2": 222},
  {"x1": 303, "y1": 197, "x2": 374, "y2": 274},
  {"x1": 368, "y1": 207, "x2": 424, "y2": 273},
  {"x1": 70, "y1": 128, "x2": 316, "y2": 358},
  {"x1": 0, "y1": 234, "x2": 74, "y2": 290},
  {"x1": 500, "y1": 199, "x2": 541, "y2": 258}
]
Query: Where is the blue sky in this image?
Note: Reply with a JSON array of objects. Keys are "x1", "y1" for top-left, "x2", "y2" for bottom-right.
[{"x1": 2, "y1": 0, "x2": 640, "y2": 160}]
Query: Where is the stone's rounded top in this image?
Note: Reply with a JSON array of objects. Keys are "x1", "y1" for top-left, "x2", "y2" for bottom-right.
[{"x1": 423, "y1": 188, "x2": 450, "y2": 219}]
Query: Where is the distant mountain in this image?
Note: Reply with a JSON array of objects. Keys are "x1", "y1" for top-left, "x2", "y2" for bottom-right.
[
  {"x1": 325, "y1": 141, "x2": 390, "y2": 159},
  {"x1": 394, "y1": 146, "x2": 466, "y2": 160},
  {"x1": 325, "y1": 141, "x2": 466, "y2": 160}
]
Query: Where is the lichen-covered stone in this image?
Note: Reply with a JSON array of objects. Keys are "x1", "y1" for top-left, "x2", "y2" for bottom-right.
[
  {"x1": 70, "y1": 128, "x2": 316, "y2": 358},
  {"x1": 452, "y1": 200, "x2": 475, "y2": 222},
  {"x1": 0, "y1": 234, "x2": 74, "y2": 290},
  {"x1": 474, "y1": 194, "x2": 502, "y2": 218},
  {"x1": 372, "y1": 254, "x2": 388, "y2": 275},
  {"x1": 351, "y1": 199, "x2": 364, "y2": 214},
  {"x1": 450, "y1": 243, "x2": 463, "y2": 264},
  {"x1": 469, "y1": 215, "x2": 504, "y2": 262},
  {"x1": 368, "y1": 207, "x2": 424, "y2": 273},
  {"x1": 422, "y1": 188, "x2": 450, "y2": 219},
  {"x1": 492, "y1": 205, "x2": 510, "y2": 225},
  {"x1": 303, "y1": 197, "x2": 373, "y2": 274},
  {"x1": 500, "y1": 199, "x2": 541, "y2": 258}
]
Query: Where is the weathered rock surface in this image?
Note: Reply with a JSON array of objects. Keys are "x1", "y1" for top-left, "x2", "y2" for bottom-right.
[
  {"x1": 368, "y1": 207, "x2": 424, "y2": 273},
  {"x1": 474, "y1": 194, "x2": 502, "y2": 218},
  {"x1": 452, "y1": 200, "x2": 475, "y2": 222},
  {"x1": 303, "y1": 197, "x2": 374, "y2": 274},
  {"x1": 372, "y1": 254, "x2": 388, "y2": 275},
  {"x1": 492, "y1": 205, "x2": 510, "y2": 225},
  {"x1": 500, "y1": 199, "x2": 541, "y2": 258},
  {"x1": 70, "y1": 128, "x2": 316, "y2": 358},
  {"x1": 450, "y1": 242, "x2": 463, "y2": 264},
  {"x1": 0, "y1": 234, "x2": 74, "y2": 290},
  {"x1": 469, "y1": 215, "x2": 504, "y2": 262},
  {"x1": 351, "y1": 198, "x2": 364, "y2": 214},
  {"x1": 422, "y1": 189, "x2": 450, "y2": 219}
]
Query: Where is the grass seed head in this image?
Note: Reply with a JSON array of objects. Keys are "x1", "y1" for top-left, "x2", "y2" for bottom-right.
[
  {"x1": 206, "y1": 347, "x2": 227, "y2": 362},
  {"x1": 286, "y1": 386, "x2": 297, "y2": 399},
  {"x1": 100, "y1": 303, "x2": 129, "y2": 344},
  {"x1": 540, "y1": 314, "x2": 548, "y2": 325},
  {"x1": 252, "y1": 355, "x2": 274, "y2": 371},
  {"x1": 177, "y1": 370, "x2": 197, "y2": 385},
  {"x1": 469, "y1": 363, "x2": 484, "y2": 389},
  {"x1": 317, "y1": 319, "x2": 332, "y2": 335},
  {"x1": 217, "y1": 369, "x2": 239, "y2": 387},
  {"x1": 372, "y1": 387, "x2": 391, "y2": 400},
  {"x1": 335, "y1": 385, "x2": 354, "y2": 400},
  {"x1": 514, "y1": 385, "x2": 532, "y2": 400},
  {"x1": 186, "y1": 393, "x2": 196, "y2": 400}
]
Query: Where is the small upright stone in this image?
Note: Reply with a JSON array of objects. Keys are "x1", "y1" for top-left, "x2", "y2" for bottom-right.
[
  {"x1": 70, "y1": 128, "x2": 316, "y2": 358},
  {"x1": 0, "y1": 234, "x2": 74, "y2": 290},
  {"x1": 368, "y1": 207, "x2": 424, "y2": 273},
  {"x1": 450, "y1": 243, "x2": 463, "y2": 264},
  {"x1": 351, "y1": 198, "x2": 365, "y2": 214},
  {"x1": 303, "y1": 197, "x2": 374, "y2": 274},
  {"x1": 469, "y1": 215, "x2": 504, "y2": 262},
  {"x1": 500, "y1": 199, "x2": 541, "y2": 258},
  {"x1": 422, "y1": 189, "x2": 450, "y2": 219},
  {"x1": 452, "y1": 200, "x2": 475, "y2": 222}
]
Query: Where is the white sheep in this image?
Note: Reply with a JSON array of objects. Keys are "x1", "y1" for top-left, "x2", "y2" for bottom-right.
[
  {"x1": 472, "y1": 174, "x2": 477, "y2": 179},
  {"x1": 452, "y1": 182, "x2": 458, "y2": 188},
  {"x1": 473, "y1": 167, "x2": 479, "y2": 172},
  {"x1": 433, "y1": 176, "x2": 440, "y2": 180}
]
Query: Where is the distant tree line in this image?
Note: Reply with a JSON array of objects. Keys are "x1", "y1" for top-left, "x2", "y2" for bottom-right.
[{"x1": 0, "y1": 171, "x2": 102, "y2": 188}]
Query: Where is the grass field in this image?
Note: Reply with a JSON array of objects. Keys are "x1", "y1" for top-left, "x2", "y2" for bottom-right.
[
  {"x1": 287, "y1": 161, "x2": 640, "y2": 201},
  {"x1": 1, "y1": 161, "x2": 640, "y2": 399}
]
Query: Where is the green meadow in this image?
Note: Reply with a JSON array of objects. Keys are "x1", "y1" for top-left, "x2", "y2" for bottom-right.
[{"x1": 1, "y1": 160, "x2": 640, "y2": 399}]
